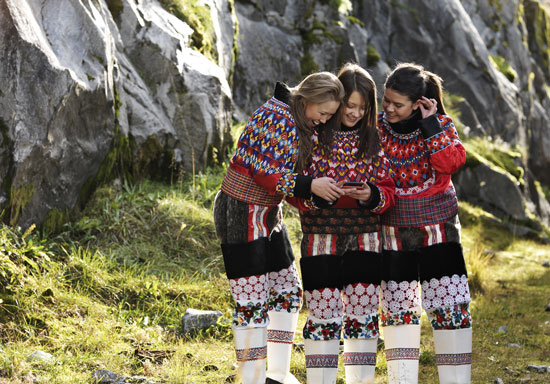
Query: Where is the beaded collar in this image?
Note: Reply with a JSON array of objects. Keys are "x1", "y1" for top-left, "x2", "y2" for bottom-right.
[
  {"x1": 384, "y1": 110, "x2": 422, "y2": 139},
  {"x1": 335, "y1": 121, "x2": 361, "y2": 136}
]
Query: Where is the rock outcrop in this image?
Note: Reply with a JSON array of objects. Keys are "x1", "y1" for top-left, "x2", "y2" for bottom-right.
[
  {"x1": 0, "y1": 0, "x2": 233, "y2": 229},
  {"x1": 1, "y1": 0, "x2": 550, "y2": 231}
]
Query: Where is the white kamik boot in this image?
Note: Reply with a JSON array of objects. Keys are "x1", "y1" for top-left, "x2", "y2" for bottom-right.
[
  {"x1": 234, "y1": 326, "x2": 267, "y2": 384},
  {"x1": 304, "y1": 339, "x2": 340, "y2": 384},
  {"x1": 433, "y1": 328, "x2": 472, "y2": 384},
  {"x1": 343, "y1": 338, "x2": 377, "y2": 384},
  {"x1": 266, "y1": 311, "x2": 301, "y2": 384},
  {"x1": 383, "y1": 324, "x2": 421, "y2": 384}
]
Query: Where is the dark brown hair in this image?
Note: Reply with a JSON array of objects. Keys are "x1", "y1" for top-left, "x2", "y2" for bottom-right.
[
  {"x1": 384, "y1": 62, "x2": 446, "y2": 115},
  {"x1": 320, "y1": 63, "x2": 380, "y2": 160}
]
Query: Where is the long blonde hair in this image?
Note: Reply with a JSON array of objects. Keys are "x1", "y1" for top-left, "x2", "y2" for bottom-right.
[{"x1": 289, "y1": 72, "x2": 344, "y2": 171}]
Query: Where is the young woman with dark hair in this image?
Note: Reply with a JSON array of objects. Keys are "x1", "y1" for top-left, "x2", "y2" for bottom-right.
[{"x1": 378, "y1": 62, "x2": 472, "y2": 384}]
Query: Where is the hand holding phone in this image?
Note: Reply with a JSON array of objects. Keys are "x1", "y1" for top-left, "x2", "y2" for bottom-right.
[
  {"x1": 344, "y1": 181, "x2": 372, "y2": 202},
  {"x1": 342, "y1": 181, "x2": 364, "y2": 190}
]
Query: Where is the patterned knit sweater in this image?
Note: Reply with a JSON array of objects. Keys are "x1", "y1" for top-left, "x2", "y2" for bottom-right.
[
  {"x1": 221, "y1": 84, "x2": 312, "y2": 206},
  {"x1": 377, "y1": 111, "x2": 466, "y2": 227},
  {"x1": 288, "y1": 127, "x2": 395, "y2": 234}
]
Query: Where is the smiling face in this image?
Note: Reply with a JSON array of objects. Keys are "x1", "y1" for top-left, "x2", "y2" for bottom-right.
[
  {"x1": 304, "y1": 100, "x2": 341, "y2": 128},
  {"x1": 341, "y1": 91, "x2": 366, "y2": 128},
  {"x1": 382, "y1": 88, "x2": 419, "y2": 123}
]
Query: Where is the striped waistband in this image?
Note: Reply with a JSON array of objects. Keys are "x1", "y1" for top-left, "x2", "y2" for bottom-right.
[{"x1": 221, "y1": 166, "x2": 283, "y2": 206}]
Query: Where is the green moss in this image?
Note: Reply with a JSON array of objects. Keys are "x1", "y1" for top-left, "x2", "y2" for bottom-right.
[
  {"x1": 75, "y1": 86, "x2": 135, "y2": 212},
  {"x1": 390, "y1": 1, "x2": 419, "y2": 24},
  {"x1": 9, "y1": 184, "x2": 34, "y2": 226},
  {"x1": 535, "y1": 180, "x2": 550, "y2": 201},
  {"x1": 441, "y1": 91, "x2": 467, "y2": 136},
  {"x1": 489, "y1": 0, "x2": 503, "y2": 12},
  {"x1": 524, "y1": 0, "x2": 550, "y2": 80},
  {"x1": 462, "y1": 137, "x2": 525, "y2": 184},
  {"x1": 42, "y1": 209, "x2": 70, "y2": 235},
  {"x1": 528, "y1": 71, "x2": 535, "y2": 91},
  {"x1": 311, "y1": 19, "x2": 343, "y2": 44},
  {"x1": 227, "y1": 0, "x2": 239, "y2": 88},
  {"x1": 136, "y1": 136, "x2": 176, "y2": 182},
  {"x1": 366, "y1": 44, "x2": 380, "y2": 67},
  {"x1": 301, "y1": 28, "x2": 323, "y2": 49},
  {"x1": 489, "y1": 55, "x2": 518, "y2": 82},
  {"x1": 463, "y1": 147, "x2": 483, "y2": 168},
  {"x1": 160, "y1": 0, "x2": 218, "y2": 63},
  {"x1": 300, "y1": 52, "x2": 319, "y2": 77},
  {"x1": 346, "y1": 15, "x2": 364, "y2": 27},
  {"x1": 105, "y1": 0, "x2": 123, "y2": 19}
]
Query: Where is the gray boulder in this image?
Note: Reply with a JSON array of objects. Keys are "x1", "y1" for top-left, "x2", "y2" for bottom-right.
[
  {"x1": 455, "y1": 162, "x2": 527, "y2": 221},
  {"x1": 181, "y1": 308, "x2": 223, "y2": 332},
  {"x1": 27, "y1": 350, "x2": 55, "y2": 363},
  {"x1": 0, "y1": 0, "x2": 233, "y2": 228},
  {"x1": 92, "y1": 369, "x2": 119, "y2": 384}
]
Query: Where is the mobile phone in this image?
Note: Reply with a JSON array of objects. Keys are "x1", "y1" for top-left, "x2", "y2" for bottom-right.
[{"x1": 342, "y1": 182, "x2": 363, "y2": 189}]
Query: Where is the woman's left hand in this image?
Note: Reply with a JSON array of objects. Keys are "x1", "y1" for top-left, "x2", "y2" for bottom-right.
[
  {"x1": 418, "y1": 96, "x2": 437, "y2": 119},
  {"x1": 344, "y1": 183, "x2": 371, "y2": 202}
]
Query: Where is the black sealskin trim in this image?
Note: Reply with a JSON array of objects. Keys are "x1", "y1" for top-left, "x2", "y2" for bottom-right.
[
  {"x1": 267, "y1": 229, "x2": 295, "y2": 272},
  {"x1": 381, "y1": 249, "x2": 419, "y2": 282},
  {"x1": 419, "y1": 114, "x2": 443, "y2": 139},
  {"x1": 342, "y1": 250, "x2": 382, "y2": 286},
  {"x1": 221, "y1": 238, "x2": 268, "y2": 279},
  {"x1": 418, "y1": 242, "x2": 468, "y2": 281},
  {"x1": 300, "y1": 254, "x2": 342, "y2": 291},
  {"x1": 274, "y1": 82, "x2": 291, "y2": 104},
  {"x1": 357, "y1": 182, "x2": 381, "y2": 210},
  {"x1": 294, "y1": 174, "x2": 313, "y2": 199}
]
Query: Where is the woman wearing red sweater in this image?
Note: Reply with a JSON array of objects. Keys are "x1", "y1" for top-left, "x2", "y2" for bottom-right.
[
  {"x1": 377, "y1": 63, "x2": 472, "y2": 384},
  {"x1": 214, "y1": 72, "x2": 345, "y2": 384}
]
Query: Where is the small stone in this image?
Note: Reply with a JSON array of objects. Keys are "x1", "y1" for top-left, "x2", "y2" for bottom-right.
[
  {"x1": 92, "y1": 369, "x2": 119, "y2": 383},
  {"x1": 497, "y1": 326, "x2": 508, "y2": 334},
  {"x1": 377, "y1": 337, "x2": 385, "y2": 350},
  {"x1": 124, "y1": 377, "x2": 153, "y2": 384},
  {"x1": 181, "y1": 308, "x2": 223, "y2": 333},
  {"x1": 542, "y1": 260, "x2": 550, "y2": 268},
  {"x1": 22, "y1": 373, "x2": 37, "y2": 383},
  {"x1": 202, "y1": 364, "x2": 219, "y2": 372},
  {"x1": 506, "y1": 343, "x2": 521, "y2": 348},
  {"x1": 494, "y1": 379, "x2": 504, "y2": 384},
  {"x1": 41, "y1": 288, "x2": 54, "y2": 297},
  {"x1": 27, "y1": 350, "x2": 54, "y2": 363},
  {"x1": 526, "y1": 364, "x2": 549, "y2": 373},
  {"x1": 292, "y1": 342, "x2": 304, "y2": 352}
]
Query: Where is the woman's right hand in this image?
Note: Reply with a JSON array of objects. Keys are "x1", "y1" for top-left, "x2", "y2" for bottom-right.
[
  {"x1": 311, "y1": 177, "x2": 344, "y2": 202},
  {"x1": 419, "y1": 96, "x2": 437, "y2": 118}
]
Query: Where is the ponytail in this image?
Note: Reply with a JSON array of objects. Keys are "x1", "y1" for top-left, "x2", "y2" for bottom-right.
[
  {"x1": 424, "y1": 71, "x2": 446, "y2": 115},
  {"x1": 385, "y1": 62, "x2": 446, "y2": 115}
]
